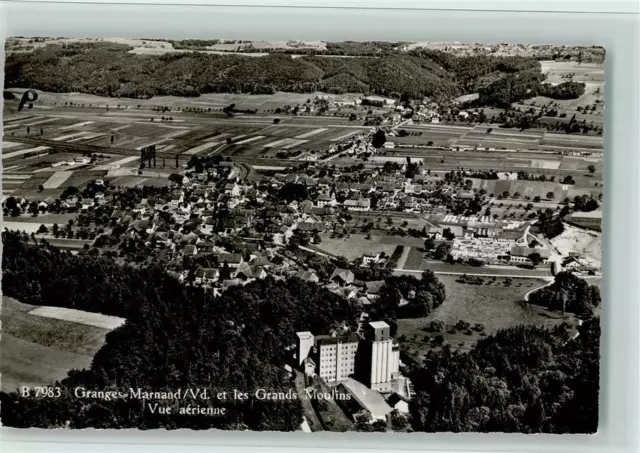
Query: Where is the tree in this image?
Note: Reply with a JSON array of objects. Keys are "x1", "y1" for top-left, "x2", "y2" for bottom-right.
[
  {"x1": 371, "y1": 129, "x2": 386, "y2": 149},
  {"x1": 587, "y1": 164, "x2": 596, "y2": 174},
  {"x1": 546, "y1": 192, "x2": 555, "y2": 200},
  {"x1": 278, "y1": 183, "x2": 308, "y2": 203},
  {"x1": 390, "y1": 410, "x2": 410, "y2": 432},
  {"x1": 434, "y1": 243, "x2": 451, "y2": 260},
  {"x1": 273, "y1": 118, "x2": 280, "y2": 124},
  {"x1": 442, "y1": 228, "x2": 455, "y2": 241},
  {"x1": 38, "y1": 185, "x2": 44, "y2": 193},
  {"x1": 528, "y1": 252, "x2": 543, "y2": 267}
]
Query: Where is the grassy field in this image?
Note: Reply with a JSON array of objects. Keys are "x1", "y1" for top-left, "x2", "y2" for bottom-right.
[
  {"x1": 1, "y1": 297, "x2": 121, "y2": 392},
  {"x1": 403, "y1": 247, "x2": 424, "y2": 271},
  {"x1": 316, "y1": 234, "x2": 398, "y2": 261},
  {"x1": 2, "y1": 213, "x2": 78, "y2": 225},
  {"x1": 397, "y1": 275, "x2": 575, "y2": 362}
]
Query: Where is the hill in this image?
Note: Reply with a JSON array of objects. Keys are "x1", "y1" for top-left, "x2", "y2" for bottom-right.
[{"x1": 5, "y1": 42, "x2": 551, "y2": 103}]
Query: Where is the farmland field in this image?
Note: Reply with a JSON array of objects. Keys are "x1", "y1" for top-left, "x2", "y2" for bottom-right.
[
  {"x1": 0, "y1": 296, "x2": 124, "y2": 392},
  {"x1": 392, "y1": 122, "x2": 603, "y2": 153},
  {"x1": 402, "y1": 247, "x2": 425, "y2": 271},
  {"x1": 397, "y1": 275, "x2": 576, "y2": 362}
]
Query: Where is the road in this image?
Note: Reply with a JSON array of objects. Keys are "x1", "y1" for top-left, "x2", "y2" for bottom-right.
[
  {"x1": 394, "y1": 269, "x2": 550, "y2": 279},
  {"x1": 394, "y1": 258, "x2": 554, "y2": 278},
  {"x1": 524, "y1": 278, "x2": 555, "y2": 301}
]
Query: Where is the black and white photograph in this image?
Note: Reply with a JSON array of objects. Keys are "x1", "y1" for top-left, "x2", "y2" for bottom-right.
[{"x1": 1, "y1": 35, "x2": 604, "y2": 434}]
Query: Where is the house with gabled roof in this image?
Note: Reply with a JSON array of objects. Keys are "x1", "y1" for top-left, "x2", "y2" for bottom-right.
[
  {"x1": 295, "y1": 269, "x2": 319, "y2": 283},
  {"x1": 215, "y1": 253, "x2": 244, "y2": 269},
  {"x1": 330, "y1": 268, "x2": 355, "y2": 286}
]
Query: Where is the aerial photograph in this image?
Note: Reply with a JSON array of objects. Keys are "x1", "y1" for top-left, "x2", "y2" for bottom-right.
[{"x1": 1, "y1": 37, "x2": 603, "y2": 433}]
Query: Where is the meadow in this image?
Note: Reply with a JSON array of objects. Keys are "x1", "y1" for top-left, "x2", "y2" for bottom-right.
[
  {"x1": 397, "y1": 275, "x2": 576, "y2": 362},
  {"x1": 1, "y1": 296, "x2": 124, "y2": 392}
]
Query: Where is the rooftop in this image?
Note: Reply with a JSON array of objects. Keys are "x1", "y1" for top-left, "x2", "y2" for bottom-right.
[{"x1": 339, "y1": 378, "x2": 393, "y2": 419}]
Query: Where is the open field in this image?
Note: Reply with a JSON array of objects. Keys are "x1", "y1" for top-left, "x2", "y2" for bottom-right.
[
  {"x1": 2, "y1": 213, "x2": 78, "y2": 225},
  {"x1": 403, "y1": 247, "x2": 425, "y2": 271},
  {"x1": 29, "y1": 306, "x2": 126, "y2": 330},
  {"x1": 0, "y1": 296, "x2": 124, "y2": 392},
  {"x1": 397, "y1": 275, "x2": 576, "y2": 361},
  {"x1": 316, "y1": 234, "x2": 397, "y2": 261}
]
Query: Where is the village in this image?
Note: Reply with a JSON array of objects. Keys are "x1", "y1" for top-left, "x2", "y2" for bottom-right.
[{"x1": 2, "y1": 40, "x2": 604, "y2": 431}]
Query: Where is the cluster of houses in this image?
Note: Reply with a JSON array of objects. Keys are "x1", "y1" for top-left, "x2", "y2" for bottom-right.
[{"x1": 314, "y1": 171, "x2": 442, "y2": 214}]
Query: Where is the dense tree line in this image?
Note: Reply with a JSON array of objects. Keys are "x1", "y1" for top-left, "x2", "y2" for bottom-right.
[
  {"x1": 408, "y1": 50, "x2": 541, "y2": 93},
  {"x1": 1, "y1": 231, "x2": 360, "y2": 429},
  {"x1": 537, "y1": 208, "x2": 565, "y2": 239},
  {"x1": 6, "y1": 43, "x2": 545, "y2": 102},
  {"x1": 477, "y1": 71, "x2": 586, "y2": 108},
  {"x1": 410, "y1": 319, "x2": 600, "y2": 433},
  {"x1": 538, "y1": 81, "x2": 586, "y2": 100},
  {"x1": 527, "y1": 272, "x2": 601, "y2": 317}
]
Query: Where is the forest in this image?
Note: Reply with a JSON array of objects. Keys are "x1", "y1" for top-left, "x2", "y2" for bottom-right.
[
  {"x1": 5, "y1": 42, "x2": 550, "y2": 103},
  {"x1": 476, "y1": 72, "x2": 586, "y2": 108},
  {"x1": 410, "y1": 319, "x2": 600, "y2": 433}
]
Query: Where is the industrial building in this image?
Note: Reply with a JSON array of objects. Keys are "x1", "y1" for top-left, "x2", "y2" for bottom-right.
[
  {"x1": 296, "y1": 321, "x2": 402, "y2": 392},
  {"x1": 296, "y1": 332, "x2": 359, "y2": 383},
  {"x1": 357, "y1": 321, "x2": 401, "y2": 393}
]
